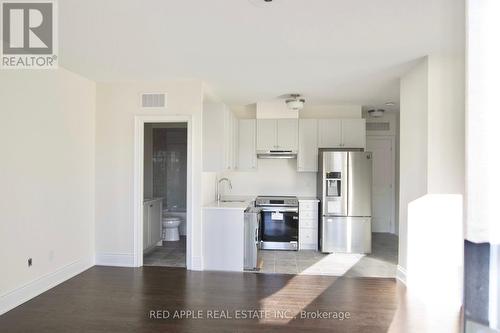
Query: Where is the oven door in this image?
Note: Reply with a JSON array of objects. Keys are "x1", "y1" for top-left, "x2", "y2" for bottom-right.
[{"x1": 260, "y1": 207, "x2": 299, "y2": 250}]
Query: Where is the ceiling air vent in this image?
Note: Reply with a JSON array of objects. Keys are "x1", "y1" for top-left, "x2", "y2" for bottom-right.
[
  {"x1": 366, "y1": 122, "x2": 390, "y2": 131},
  {"x1": 141, "y1": 93, "x2": 167, "y2": 108}
]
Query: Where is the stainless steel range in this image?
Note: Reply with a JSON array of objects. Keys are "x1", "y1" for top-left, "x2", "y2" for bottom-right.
[{"x1": 255, "y1": 196, "x2": 299, "y2": 251}]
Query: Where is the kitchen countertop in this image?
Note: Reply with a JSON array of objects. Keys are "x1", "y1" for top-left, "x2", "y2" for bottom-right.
[
  {"x1": 203, "y1": 196, "x2": 255, "y2": 210},
  {"x1": 298, "y1": 196, "x2": 320, "y2": 201}
]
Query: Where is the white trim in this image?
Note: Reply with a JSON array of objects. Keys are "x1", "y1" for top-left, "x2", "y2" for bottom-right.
[
  {"x1": 133, "y1": 115, "x2": 193, "y2": 269},
  {"x1": 366, "y1": 135, "x2": 397, "y2": 234},
  {"x1": 0, "y1": 258, "x2": 93, "y2": 315},
  {"x1": 396, "y1": 265, "x2": 407, "y2": 284},
  {"x1": 95, "y1": 253, "x2": 135, "y2": 267},
  {"x1": 191, "y1": 256, "x2": 203, "y2": 271}
]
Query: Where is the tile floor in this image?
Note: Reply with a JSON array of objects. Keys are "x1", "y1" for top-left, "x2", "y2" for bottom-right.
[
  {"x1": 255, "y1": 233, "x2": 398, "y2": 277},
  {"x1": 143, "y1": 236, "x2": 186, "y2": 267}
]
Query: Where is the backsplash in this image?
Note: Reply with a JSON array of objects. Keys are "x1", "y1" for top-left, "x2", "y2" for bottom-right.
[{"x1": 220, "y1": 158, "x2": 317, "y2": 197}]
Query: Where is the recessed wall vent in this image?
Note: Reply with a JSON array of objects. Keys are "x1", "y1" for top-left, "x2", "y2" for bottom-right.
[
  {"x1": 141, "y1": 93, "x2": 167, "y2": 108},
  {"x1": 366, "y1": 122, "x2": 390, "y2": 131}
]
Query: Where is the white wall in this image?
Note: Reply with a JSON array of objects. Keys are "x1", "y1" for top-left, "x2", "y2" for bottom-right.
[
  {"x1": 399, "y1": 59, "x2": 429, "y2": 269},
  {"x1": 221, "y1": 159, "x2": 316, "y2": 197},
  {"x1": 95, "y1": 81, "x2": 206, "y2": 269},
  {"x1": 299, "y1": 105, "x2": 362, "y2": 119},
  {"x1": 398, "y1": 52, "x2": 465, "y2": 272},
  {"x1": 0, "y1": 68, "x2": 96, "y2": 313},
  {"x1": 427, "y1": 54, "x2": 465, "y2": 194},
  {"x1": 233, "y1": 103, "x2": 362, "y2": 120},
  {"x1": 466, "y1": 0, "x2": 500, "y2": 244}
]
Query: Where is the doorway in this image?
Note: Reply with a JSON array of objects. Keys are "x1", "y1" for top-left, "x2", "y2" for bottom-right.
[
  {"x1": 133, "y1": 115, "x2": 193, "y2": 269},
  {"x1": 367, "y1": 136, "x2": 396, "y2": 234},
  {"x1": 142, "y1": 123, "x2": 188, "y2": 267}
]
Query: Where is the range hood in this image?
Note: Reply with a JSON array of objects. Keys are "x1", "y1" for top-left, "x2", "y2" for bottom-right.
[{"x1": 257, "y1": 150, "x2": 297, "y2": 159}]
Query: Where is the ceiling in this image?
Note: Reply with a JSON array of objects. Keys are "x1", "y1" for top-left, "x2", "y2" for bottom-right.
[{"x1": 59, "y1": 0, "x2": 464, "y2": 109}]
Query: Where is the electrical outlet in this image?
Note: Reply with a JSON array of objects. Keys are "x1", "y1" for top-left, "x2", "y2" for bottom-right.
[{"x1": 28, "y1": 258, "x2": 32, "y2": 267}]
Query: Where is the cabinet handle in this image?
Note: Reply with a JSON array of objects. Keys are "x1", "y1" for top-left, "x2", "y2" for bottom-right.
[{"x1": 149, "y1": 204, "x2": 153, "y2": 207}]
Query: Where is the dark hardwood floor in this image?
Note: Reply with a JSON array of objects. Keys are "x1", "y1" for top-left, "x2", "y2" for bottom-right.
[{"x1": 0, "y1": 266, "x2": 461, "y2": 332}]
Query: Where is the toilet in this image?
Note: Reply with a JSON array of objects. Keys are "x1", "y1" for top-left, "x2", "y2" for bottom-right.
[{"x1": 162, "y1": 211, "x2": 181, "y2": 241}]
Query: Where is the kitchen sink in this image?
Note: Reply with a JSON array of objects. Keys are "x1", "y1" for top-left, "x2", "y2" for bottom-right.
[{"x1": 219, "y1": 199, "x2": 246, "y2": 203}]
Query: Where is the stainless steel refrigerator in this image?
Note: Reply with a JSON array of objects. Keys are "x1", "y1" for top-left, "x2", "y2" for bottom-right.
[{"x1": 317, "y1": 150, "x2": 372, "y2": 253}]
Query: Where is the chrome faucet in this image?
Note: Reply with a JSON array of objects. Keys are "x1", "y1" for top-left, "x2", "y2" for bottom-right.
[{"x1": 216, "y1": 177, "x2": 232, "y2": 202}]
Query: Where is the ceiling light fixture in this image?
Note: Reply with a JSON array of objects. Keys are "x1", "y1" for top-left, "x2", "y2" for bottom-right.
[
  {"x1": 248, "y1": 0, "x2": 276, "y2": 7},
  {"x1": 285, "y1": 94, "x2": 305, "y2": 111},
  {"x1": 368, "y1": 109, "x2": 385, "y2": 118}
]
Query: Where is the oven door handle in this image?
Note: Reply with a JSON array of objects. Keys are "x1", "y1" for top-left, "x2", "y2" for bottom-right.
[{"x1": 260, "y1": 207, "x2": 299, "y2": 213}]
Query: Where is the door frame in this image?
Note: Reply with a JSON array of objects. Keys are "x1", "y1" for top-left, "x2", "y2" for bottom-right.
[
  {"x1": 366, "y1": 135, "x2": 397, "y2": 234},
  {"x1": 133, "y1": 115, "x2": 193, "y2": 268}
]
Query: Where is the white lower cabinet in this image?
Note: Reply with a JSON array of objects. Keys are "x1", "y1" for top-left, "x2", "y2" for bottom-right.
[
  {"x1": 298, "y1": 199, "x2": 319, "y2": 250},
  {"x1": 143, "y1": 199, "x2": 162, "y2": 252}
]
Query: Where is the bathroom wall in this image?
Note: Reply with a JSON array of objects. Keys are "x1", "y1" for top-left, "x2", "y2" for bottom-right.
[{"x1": 153, "y1": 127, "x2": 187, "y2": 212}]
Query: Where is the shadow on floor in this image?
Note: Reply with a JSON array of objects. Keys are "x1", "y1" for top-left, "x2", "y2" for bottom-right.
[{"x1": 256, "y1": 233, "x2": 398, "y2": 277}]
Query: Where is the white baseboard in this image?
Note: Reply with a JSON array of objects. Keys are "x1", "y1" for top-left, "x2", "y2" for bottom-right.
[
  {"x1": 0, "y1": 257, "x2": 94, "y2": 315},
  {"x1": 95, "y1": 253, "x2": 135, "y2": 267},
  {"x1": 396, "y1": 265, "x2": 407, "y2": 285},
  {"x1": 190, "y1": 256, "x2": 203, "y2": 271}
]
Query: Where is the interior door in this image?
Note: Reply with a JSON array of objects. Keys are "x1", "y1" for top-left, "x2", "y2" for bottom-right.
[
  {"x1": 143, "y1": 203, "x2": 150, "y2": 250},
  {"x1": 150, "y1": 200, "x2": 162, "y2": 245},
  {"x1": 366, "y1": 137, "x2": 394, "y2": 233}
]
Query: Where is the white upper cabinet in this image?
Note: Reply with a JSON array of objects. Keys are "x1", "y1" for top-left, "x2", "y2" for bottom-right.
[
  {"x1": 237, "y1": 119, "x2": 257, "y2": 171},
  {"x1": 297, "y1": 119, "x2": 318, "y2": 172},
  {"x1": 203, "y1": 101, "x2": 237, "y2": 172},
  {"x1": 341, "y1": 119, "x2": 366, "y2": 148},
  {"x1": 276, "y1": 119, "x2": 298, "y2": 151},
  {"x1": 318, "y1": 119, "x2": 365, "y2": 149},
  {"x1": 318, "y1": 119, "x2": 342, "y2": 148},
  {"x1": 256, "y1": 119, "x2": 277, "y2": 151},
  {"x1": 256, "y1": 119, "x2": 298, "y2": 151}
]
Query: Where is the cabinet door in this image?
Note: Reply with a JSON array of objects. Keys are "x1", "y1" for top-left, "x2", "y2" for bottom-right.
[
  {"x1": 149, "y1": 200, "x2": 162, "y2": 246},
  {"x1": 256, "y1": 119, "x2": 277, "y2": 151},
  {"x1": 342, "y1": 119, "x2": 366, "y2": 148},
  {"x1": 297, "y1": 119, "x2": 318, "y2": 172},
  {"x1": 143, "y1": 203, "x2": 150, "y2": 250},
  {"x1": 203, "y1": 102, "x2": 237, "y2": 171},
  {"x1": 232, "y1": 115, "x2": 239, "y2": 170},
  {"x1": 223, "y1": 108, "x2": 233, "y2": 171},
  {"x1": 203, "y1": 102, "x2": 225, "y2": 171},
  {"x1": 276, "y1": 119, "x2": 298, "y2": 150},
  {"x1": 318, "y1": 119, "x2": 342, "y2": 148},
  {"x1": 237, "y1": 119, "x2": 257, "y2": 170}
]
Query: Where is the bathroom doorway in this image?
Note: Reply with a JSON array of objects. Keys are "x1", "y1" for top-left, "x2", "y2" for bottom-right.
[{"x1": 142, "y1": 122, "x2": 188, "y2": 267}]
